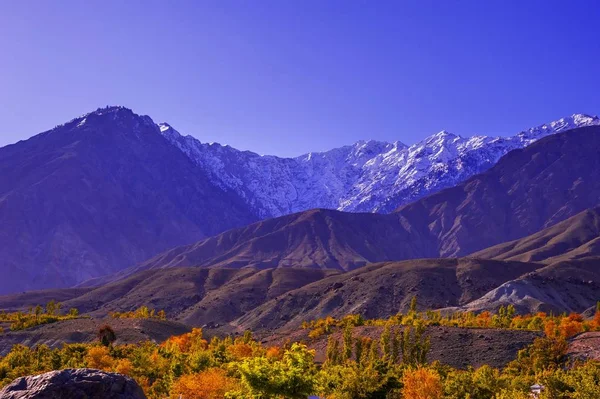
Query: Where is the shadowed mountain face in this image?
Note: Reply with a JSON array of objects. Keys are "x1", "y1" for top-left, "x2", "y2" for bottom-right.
[
  {"x1": 121, "y1": 209, "x2": 438, "y2": 276},
  {"x1": 0, "y1": 107, "x2": 256, "y2": 294},
  {"x1": 471, "y1": 206, "x2": 600, "y2": 263}
]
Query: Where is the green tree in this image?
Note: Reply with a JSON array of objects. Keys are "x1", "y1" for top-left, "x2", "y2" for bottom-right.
[
  {"x1": 342, "y1": 324, "x2": 354, "y2": 362},
  {"x1": 401, "y1": 321, "x2": 430, "y2": 367},
  {"x1": 234, "y1": 343, "x2": 316, "y2": 399}
]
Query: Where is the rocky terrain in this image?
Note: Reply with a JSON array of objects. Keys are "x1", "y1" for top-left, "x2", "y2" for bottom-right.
[
  {"x1": 568, "y1": 332, "x2": 600, "y2": 362},
  {"x1": 235, "y1": 258, "x2": 540, "y2": 332},
  {"x1": 0, "y1": 368, "x2": 146, "y2": 399},
  {"x1": 461, "y1": 257, "x2": 600, "y2": 314}
]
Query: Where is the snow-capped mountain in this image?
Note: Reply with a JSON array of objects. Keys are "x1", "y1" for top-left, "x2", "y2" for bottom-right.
[{"x1": 160, "y1": 113, "x2": 600, "y2": 217}]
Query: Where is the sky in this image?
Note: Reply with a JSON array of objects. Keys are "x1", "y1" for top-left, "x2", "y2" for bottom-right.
[{"x1": 1, "y1": 1, "x2": 599, "y2": 157}]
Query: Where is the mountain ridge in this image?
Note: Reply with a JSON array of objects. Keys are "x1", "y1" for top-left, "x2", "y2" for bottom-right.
[
  {"x1": 0, "y1": 106, "x2": 257, "y2": 294},
  {"x1": 94, "y1": 125, "x2": 600, "y2": 284},
  {"x1": 159, "y1": 113, "x2": 600, "y2": 217}
]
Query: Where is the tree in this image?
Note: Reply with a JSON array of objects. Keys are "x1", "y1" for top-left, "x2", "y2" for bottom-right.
[
  {"x1": 171, "y1": 368, "x2": 239, "y2": 399},
  {"x1": 45, "y1": 301, "x2": 58, "y2": 316},
  {"x1": 410, "y1": 296, "x2": 418, "y2": 314},
  {"x1": 85, "y1": 346, "x2": 113, "y2": 370},
  {"x1": 326, "y1": 335, "x2": 341, "y2": 365},
  {"x1": 402, "y1": 322, "x2": 430, "y2": 367},
  {"x1": 234, "y1": 343, "x2": 317, "y2": 399},
  {"x1": 342, "y1": 324, "x2": 354, "y2": 362},
  {"x1": 380, "y1": 324, "x2": 391, "y2": 361},
  {"x1": 34, "y1": 305, "x2": 43, "y2": 321},
  {"x1": 402, "y1": 367, "x2": 443, "y2": 399},
  {"x1": 97, "y1": 325, "x2": 116, "y2": 347}
]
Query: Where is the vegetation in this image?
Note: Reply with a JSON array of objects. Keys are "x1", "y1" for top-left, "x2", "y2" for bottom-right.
[
  {"x1": 0, "y1": 300, "x2": 599, "y2": 398},
  {"x1": 110, "y1": 306, "x2": 166, "y2": 320},
  {"x1": 302, "y1": 299, "x2": 600, "y2": 341},
  {"x1": 0, "y1": 301, "x2": 81, "y2": 330}
]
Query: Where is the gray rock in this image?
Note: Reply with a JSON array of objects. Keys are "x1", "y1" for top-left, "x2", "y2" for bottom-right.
[{"x1": 0, "y1": 368, "x2": 146, "y2": 399}]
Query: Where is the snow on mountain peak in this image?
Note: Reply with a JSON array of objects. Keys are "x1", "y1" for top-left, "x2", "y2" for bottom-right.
[
  {"x1": 517, "y1": 113, "x2": 600, "y2": 144},
  {"x1": 160, "y1": 113, "x2": 599, "y2": 217}
]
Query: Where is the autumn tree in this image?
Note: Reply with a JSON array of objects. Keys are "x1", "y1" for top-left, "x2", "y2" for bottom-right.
[
  {"x1": 85, "y1": 346, "x2": 113, "y2": 370},
  {"x1": 402, "y1": 367, "x2": 443, "y2": 399},
  {"x1": 170, "y1": 368, "x2": 238, "y2": 399}
]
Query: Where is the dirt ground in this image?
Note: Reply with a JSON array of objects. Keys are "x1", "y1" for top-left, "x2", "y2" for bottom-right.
[{"x1": 0, "y1": 318, "x2": 191, "y2": 356}]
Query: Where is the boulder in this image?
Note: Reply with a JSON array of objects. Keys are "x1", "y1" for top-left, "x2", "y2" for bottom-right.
[{"x1": 0, "y1": 368, "x2": 146, "y2": 399}]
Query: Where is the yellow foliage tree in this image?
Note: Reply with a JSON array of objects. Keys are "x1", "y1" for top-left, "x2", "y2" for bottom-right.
[{"x1": 85, "y1": 346, "x2": 113, "y2": 370}]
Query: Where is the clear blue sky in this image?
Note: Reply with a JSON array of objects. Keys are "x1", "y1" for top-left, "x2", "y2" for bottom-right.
[{"x1": 1, "y1": 1, "x2": 599, "y2": 157}]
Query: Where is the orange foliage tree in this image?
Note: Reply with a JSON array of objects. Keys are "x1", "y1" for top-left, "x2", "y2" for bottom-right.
[
  {"x1": 401, "y1": 367, "x2": 443, "y2": 399},
  {"x1": 170, "y1": 368, "x2": 239, "y2": 399}
]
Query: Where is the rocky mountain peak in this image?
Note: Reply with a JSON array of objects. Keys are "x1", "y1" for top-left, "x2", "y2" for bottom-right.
[{"x1": 160, "y1": 112, "x2": 600, "y2": 216}]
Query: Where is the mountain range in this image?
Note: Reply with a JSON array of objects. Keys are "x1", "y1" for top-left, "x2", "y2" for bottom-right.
[
  {"x1": 161, "y1": 113, "x2": 600, "y2": 216},
  {"x1": 97, "y1": 125, "x2": 600, "y2": 286},
  {"x1": 1, "y1": 104, "x2": 600, "y2": 324}
]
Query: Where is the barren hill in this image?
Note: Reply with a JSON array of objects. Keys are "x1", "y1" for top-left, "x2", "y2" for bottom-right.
[
  {"x1": 471, "y1": 206, "x2": 600, "y2": 263},
  {"x1": 461, "y1": 257, "x2": 600, "y2": 314}
]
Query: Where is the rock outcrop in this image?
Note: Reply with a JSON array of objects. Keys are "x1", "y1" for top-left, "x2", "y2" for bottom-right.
[{"x1": 0, "y1": 368, "x2": 146, "y2": 399}]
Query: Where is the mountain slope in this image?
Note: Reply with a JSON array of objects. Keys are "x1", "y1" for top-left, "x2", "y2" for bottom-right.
[
  {"x1": 0, "y1": 107, "x2": 256, "y2": 294},
  {"x1": 103, "y1": 125, "x2": 600, "y2": 283},
  {"x1": 0, "y1": 267, "x2": 340, "y2": 329},
  {"x1": 235, "y1": 258, "x2": 540, "y2": 331},
  {"x1": 161, "y1": 114, "x2": 600, "y2": 216},
  {"x1": 471, "y1": 206, "x2": 600, "y2": 263},
  {"x1": 0, "y1": 259, "x2": 539, "y2": 333},
  {"x1": 395, "y1": 125, "x2": 600, "y2": 257},
  {"x1": 121, "y1": 208, "x2": 437, "y2": 276},
  {"x1": 461, "y1": 257, "x2": 600, "y2": 314}
]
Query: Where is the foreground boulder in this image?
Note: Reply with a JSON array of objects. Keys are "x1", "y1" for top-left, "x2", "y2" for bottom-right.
[{"x1": 0, "y1": 368, "x2": 146, "y2": 399}]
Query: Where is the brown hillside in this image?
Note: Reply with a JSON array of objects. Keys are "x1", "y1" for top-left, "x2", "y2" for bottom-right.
[
  {"x1": 0, "y1": 318, "x2": 191, "y2": 357},
  {"x1": 51, "y1": 267, "x2": 338, "y2": 328},
  {"x1": 118, "y1": 209, "x2": 437, "y2": 277},
  {"x1": 92, "y1": 126, "x2": 600, "y2": 289},
  {"x1": 471, "y1": 206, "x2": 600, "y2": 263},
  {"x1": 0, "y1": 259, "x2": 539, "y2": 334},
  {"x1": 234, "y1": 258, "x2": 539, "y2": 332},
  {"x1": 461, "y1": 257, "x2": 600, "y2": 314}
]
